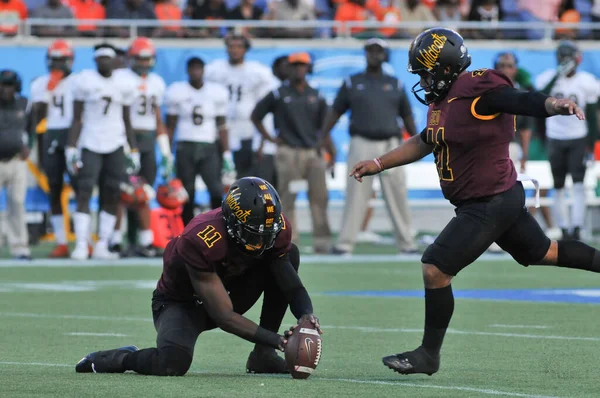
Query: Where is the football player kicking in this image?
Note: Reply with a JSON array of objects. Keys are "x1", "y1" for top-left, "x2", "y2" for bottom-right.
[
  {"x1": 75, "y1": 177, "x2": 319, "y2": 376},
  {"x1": 350, "y1": 28, "x2": 600, "y2": 376}
]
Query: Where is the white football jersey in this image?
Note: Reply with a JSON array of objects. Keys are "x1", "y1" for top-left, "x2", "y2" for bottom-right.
[
  {"x1": 114, "y1": 68, "x2": 166, "y2": 131},
  {"x1": 165, "y1": 81, "x2": 228, "y2": 143},
  {"x1": 252, "y1": 74, "x2": 281, "y2": 156},
  {"x1": 205, "y1": 59, "x2": 273, "y2": 150},
  {"x1": 535, "y1": 70, "x2": 600, "y2": 140},
  {"x1": 30, "y1": 73, "x2": 77, "y2": 130},
  {"x1": 73, "y1": 69, "x2": 136, "y2": 153}
]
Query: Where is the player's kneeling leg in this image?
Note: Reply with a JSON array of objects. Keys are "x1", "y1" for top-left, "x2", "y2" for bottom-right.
[{"x1": 122, "y1": 346, "x2": 193, "y2": 376}]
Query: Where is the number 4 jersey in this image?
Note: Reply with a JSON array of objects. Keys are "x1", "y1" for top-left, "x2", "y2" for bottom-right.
[
  {"x1": 73, "y1": 69, "x2": 136, "y2": 154},
  {"x1": 157, "y1": 208, "x2": 292, "y2": 301},
  {"x1": 164, "y1": 81, "x2": 228, "y2": 143},
  {"x1": 422, "y1": 69, "x2": 517, "y2": 203},
  {"x1": 30, "y1": 72, "x2": 77, "y2": 130},
  {"x1": 114, "y1": 68, "x2": 166, "y2": 131}
]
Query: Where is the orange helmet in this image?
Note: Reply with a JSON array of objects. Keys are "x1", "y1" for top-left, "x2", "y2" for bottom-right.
[
  {"x1": 129, "y1": 37, "x2": 156, "y2": 75},
  {"x1": 120, "y1": 176, "x2": 155, "y2": 209},
  {"x1": 47, "y1": 39, "x2": 74, "y2": 72},
  {"x1": 156, "y1": 178, "x2": 188, "y2": 210}
]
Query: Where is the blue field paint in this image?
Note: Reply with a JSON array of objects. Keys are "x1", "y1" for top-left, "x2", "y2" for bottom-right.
[{"x1": 324, "y1": 289, "x2": 600, "y2": 304}]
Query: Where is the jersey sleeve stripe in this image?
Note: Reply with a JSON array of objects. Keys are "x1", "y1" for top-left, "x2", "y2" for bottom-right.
[{"x1": 470, "y1": 96, "x2": 501, "y2": 121}]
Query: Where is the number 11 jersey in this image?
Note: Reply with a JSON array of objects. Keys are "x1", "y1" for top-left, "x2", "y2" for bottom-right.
[{"x1": 422, "y1": 69, "x2": 517, "y2": 203}]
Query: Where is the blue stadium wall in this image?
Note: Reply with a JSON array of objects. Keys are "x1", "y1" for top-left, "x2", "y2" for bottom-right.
[{"x1": 3, "y1": 45, "x2": 600, "y2": 210}]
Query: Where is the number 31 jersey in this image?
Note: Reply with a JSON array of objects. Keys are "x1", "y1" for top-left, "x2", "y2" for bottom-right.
[
  {"x1": 165, "y1": 81, "x2": 229, "y2": 143},
  {"x1": 114, "y1": 68, "x2": 166, "y2": 131},
  {"x1": 422, "y1": 69, "x2": 516, "y2": 203},
  {"x1": 73, "y1": 69, "x2": 136, "y2": 153},
  {"x1": 30, "y1": 73, "x2": 77, "y2": 130}
]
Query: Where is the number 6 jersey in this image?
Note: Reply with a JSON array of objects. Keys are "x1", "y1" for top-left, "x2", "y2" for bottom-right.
[
  {"x1": 165, "y1": 81, "x2": 229, "y2": 143},
  {"x1": 73, "y1": 69, "x2": 136, "y2": 153},
  {"x1": 421, "y1": 68, "x2": 517, "y2": 203}
]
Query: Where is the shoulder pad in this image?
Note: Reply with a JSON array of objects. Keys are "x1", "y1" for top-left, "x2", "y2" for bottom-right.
[{"x1": 451, "y1": 68, "x2": 513, "y2": 99}]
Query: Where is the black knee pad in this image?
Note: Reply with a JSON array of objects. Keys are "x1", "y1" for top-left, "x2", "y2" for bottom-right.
[
  {"x1": 513, "y1": 236, "x2": 551, "y2": 266},
  {"x1": 289, "y1": 243, "x2": 300, "y2": 271},
  {"x1": 158, "y1": 346, "x2": 193, "y2": 376}
]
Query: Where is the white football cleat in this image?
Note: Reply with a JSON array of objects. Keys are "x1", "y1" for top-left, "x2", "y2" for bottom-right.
[
  {"x1": 92, "y1": 241, "x2": 120, "y2": 260},
  {"x1": 71, "y1": 242, "x2": 89, "y2": 260}
]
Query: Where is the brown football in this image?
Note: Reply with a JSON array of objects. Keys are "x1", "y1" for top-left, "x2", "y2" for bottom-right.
[{"x1": 284, "y1": 319, "x2": 322, "y2": 379}]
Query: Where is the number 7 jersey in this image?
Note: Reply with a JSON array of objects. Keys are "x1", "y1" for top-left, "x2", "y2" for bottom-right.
[
  {"x1": 421, "y1": 69, "x2": 517, "y2": 203},
  {"x1": 73, "y1": 69, "x2": 136, "y2": 153}
]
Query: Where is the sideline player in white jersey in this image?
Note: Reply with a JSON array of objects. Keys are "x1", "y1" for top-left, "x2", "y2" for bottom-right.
[
  {"x1": 536, "y1": 41, "x2": 599, "y2": 241},
  {"x1": 29, "y1": 39, "x2": 76, "y2": 259},
  {"x1": 110, "y1": 37, "x2": 170, "y2": 257},
  {"x1": 205, "y1": 34, "x2": 273, "y2": 178},
  {"x1": 66, "y1": 43, "x2": 139, "y2": 260},
  {"x1": 165, "y1": 56, "x2": 230, "y2": 225},
  {"x1": 252, "y1": 55, "x2": 289, "y2": 188}
]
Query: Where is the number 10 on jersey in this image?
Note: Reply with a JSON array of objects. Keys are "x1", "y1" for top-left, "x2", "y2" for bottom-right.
[{"x1": 427, "y1": 127, "x2": 454, "y2": 181}]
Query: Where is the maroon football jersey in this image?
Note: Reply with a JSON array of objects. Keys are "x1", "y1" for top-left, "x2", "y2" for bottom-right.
[
  {"x1": 157, "y1": 208, "x2": 293, "y2": 301},
  {"x1": 423, "y1": 68, "x2": 517, "y2": 203}
]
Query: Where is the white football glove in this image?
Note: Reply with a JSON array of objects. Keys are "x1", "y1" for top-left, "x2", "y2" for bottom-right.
[
  {"x1": 65, "y1": 146, "x2": 82, "y2": 176},
  {"x1": 222, "y1": 150, "x2": 237, "y2": 183},
  {"x1": 128, "y1": 150, "x2": 141, "y2": 175}
]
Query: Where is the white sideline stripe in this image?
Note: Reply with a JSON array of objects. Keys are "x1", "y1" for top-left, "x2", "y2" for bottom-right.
[
  {"x1": 489, "y1": 324, "x2": 551, "y2": 329},
  {"x1": 1, "y1": 312, "x2": 597, "y2": 342},
  {"x1": 0, "y1": 361, "x2": 71, "y2": 368},
  {"x1": 64, "y1": 332, "x2": 129, "y2": 337},
  {"x1": 0, "y1": 253, "x2": 513, "y2": 267},
  {"x1": 0, "y1": 362, "x2": 560, "y2": 398}
]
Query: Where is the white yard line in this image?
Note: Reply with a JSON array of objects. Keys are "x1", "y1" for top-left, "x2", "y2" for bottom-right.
[
  {"x1": 0, "y1": 253, "x2": 513, "y2": 268},
  {"x1": 64, "y1": 332, "x2": 129, "y2": 337},
  {"x1": 0, "y1": 361, "x2": 560, "y2": 398},
  {"x1": 489, "y1": 324, "x2": 551, "y2": 329},
  {"x1": 1, "y1": 312, "x2": 596, "y2": 342}
]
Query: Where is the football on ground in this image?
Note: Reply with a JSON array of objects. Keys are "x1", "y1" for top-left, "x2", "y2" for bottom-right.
[{"x1": 284, "y1": 319, "x2": 323, "y2": 379}]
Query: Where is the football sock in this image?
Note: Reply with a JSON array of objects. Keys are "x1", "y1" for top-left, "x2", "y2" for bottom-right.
[
  {"x1": 110, "y1": 230, "x2": 123, "y2": 247},
  {"x1": 123, "y1": 347, "x2": 192, "y2": 376},
  {"x1": 50, "y1": 215, "x2": 66, "y2": 245},
  {"x1": 98, "y1": 211, "x2": 116, "y2": 244},
  {"x1": 422, "y1": 285, "x2": 454, "y2": 355},
  {"x1": 557, "y1": 240, "x2": 600, "y2": 273},
  {"x1": 139, "y1": 229, "x2": 154, "y2": 247},
  {"x1": 256, "y1": 285, "x2": 288, "y2": 351},
  {"x1": 127, "y1": 209, "x2": 138, "y2": 246},
  {"x1": 73, "y1": 212, "x2": 91, "y2": 246},
  {"x1": 553, "y1": 188, "x2": 569, "y2": 230},
  {"x1": 571, "y1": 182, "x2": 585, "y2": 232}
]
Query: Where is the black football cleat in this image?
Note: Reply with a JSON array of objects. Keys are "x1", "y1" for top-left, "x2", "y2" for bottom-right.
[
  {"x1": 382, "y1": 346, "x2": 440, "y2": 376},
  {"x1": 75, "y1": 345, "x2": 138, "y2": 373},
  {"x1": 135, "y1": 245, "x2": 157, "y2": 258},
  {"x1": 246, "y1": 348, "x2": 289, "y2": 374}
]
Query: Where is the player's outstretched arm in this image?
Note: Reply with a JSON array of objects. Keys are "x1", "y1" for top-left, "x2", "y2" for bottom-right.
[
  {"x1": 350, "y1": 133, "x2": 433, "y2": 182},
  {"x1": 476, "y1": 87, "x2": 585, "y2": 120},
  {"x1": 186, "y1": 263, "x2": 286, "y2": 351}
]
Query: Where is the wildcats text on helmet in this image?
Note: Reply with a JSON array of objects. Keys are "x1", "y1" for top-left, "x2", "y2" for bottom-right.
[
  {"x1": 226, "y1": 187, "x2": 252, "y2": 223},
  {"x1": 417, "y1": 33, "x2": 447, "y2": 70}
]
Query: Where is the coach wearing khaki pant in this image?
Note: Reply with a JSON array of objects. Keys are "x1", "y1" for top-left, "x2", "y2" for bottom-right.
[
  {"x1": 0, "y1": 70, "x2": 31, "y2": 260},
  {"x1": 252, "y1": 52, "x2": 331, "y2": 253},
  {"x1": 321, "y1": 38, "x2": 417, "y2": 254}
]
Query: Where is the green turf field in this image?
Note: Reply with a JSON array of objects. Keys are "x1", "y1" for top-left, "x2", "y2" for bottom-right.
[{"x1": 1, "y1": 257, "x2": 599, "y2": 398}]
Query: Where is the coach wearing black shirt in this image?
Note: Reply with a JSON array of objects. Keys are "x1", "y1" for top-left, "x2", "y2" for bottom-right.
[
  {"x1": 0, "y1": 70, "x2": 32, "y2": 260},
  {"x1": 251, "y1": 52, "x2": 331, "y2": 254},
  {"x1": 321, "y1": 38, "x2": 417, "y2": 255}
]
